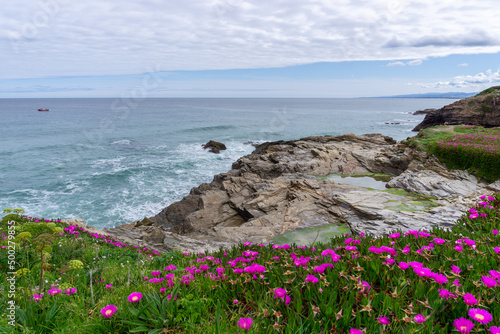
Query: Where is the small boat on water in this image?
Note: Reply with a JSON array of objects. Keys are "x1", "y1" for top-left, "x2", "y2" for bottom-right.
[{"x1": 38, "y1": 108, "x2": 49, "y2": 111}]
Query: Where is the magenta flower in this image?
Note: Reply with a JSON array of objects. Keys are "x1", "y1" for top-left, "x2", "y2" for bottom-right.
[
  {"x1": 434, "y1": 274, "x2": 448, "y2": 284},
  {"x1": 454, "y1": 318, "x2": 474, "y2": 333},
  {"x1": 495, "y1": 247, "x2": 500, "y2": 254},
  {"x1": 414, "y1": 314, "x2": 426, "y2": 324},
  {"x1": 101, "y1": 304, "x2": 117, "y2": 318},
  {"x1": 469, "y1": 308, "x2": 493, "y2": 324},
  {"x1": 453, "y1": 279, "x2": 461, "y2": 287},
  {"x1": 454, "y1": 245, "x2": 464, "y2": 252},
  {"x1": 451, "y1": 265, "x2": 461, "y2": 274},
  {"x1": 105, "y1": 284, "x2": 113, "y2": 289},
  {"x1": 32, "y1": 293, "x2": 43, "y2": 302},
  {"x1": 438, "y1": 288, "x2": 452, "y2": 300},
  {"x1": 376, "y1": 316, "x2": 390, "y2": 325},
  {"x1": 463, "y1": 293, "x2": 478, "y2": 306},
  {"x1": 233, "y1": 299, "x2": 238, "y2": 304},
  {"x1": 65, "y1": 288, "x2": 77, "y2": 295},
  {"x1": 359, "y1": 280, "x2": 370, "y2": 293},
  {"x1": 414, "y1": 267, "x2": 432, "y2": 277},
  {"x1": 128, "y1": 292, "x2": 143, "y2": 303},
  {"x1": 433, "y1": 238, "x2": 445, "y2": 244},
  {"x1": 492, "y1": 230, "x2": 499, "y2": 236},
  {"x1": 482, "y1": 276, "x2": 497, "y2": 288},
  {"x1": 350, "y1": 330, "x2": 363, "y2": 334},
  {"x1": 398, "y1": 262, "x2": 409, "y2": 270},
  {"x1": 47, "y1": 288, "x2": 61, "y2": 296},
  {"x1": 489, "y1": 326, "x2": 500, "y2": 334},
  {"x1": 274, "y1": 288, "x2": 287, "y2": 299},
  {"x1": 237, "y1": 317, "x2": 253, "y2": 330},
  {"x1": 305, "y1": 275, "x2": 319, "y2": 284}
]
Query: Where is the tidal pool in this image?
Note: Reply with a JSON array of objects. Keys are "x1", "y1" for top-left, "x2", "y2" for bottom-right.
[
  {"x1": 317, "y1": 173, "x2": 391, "y2": 190},
  {"x1": 270, "y1": 223, "x2": 351, "y2": 246}
]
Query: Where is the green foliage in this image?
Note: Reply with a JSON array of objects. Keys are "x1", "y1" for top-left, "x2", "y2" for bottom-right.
[
  {"x1": 405, "y1": 125, "x2": 500, "y2": 182},
  {"x1": 19, "y1": 223, "x2": 54, "y2": 238},
  {"x1": 1, "y1": 200, "x2": 499, "y2": 333},
  {"x1": 476, "y1": 85, "x2": 500, "y2": 96}
]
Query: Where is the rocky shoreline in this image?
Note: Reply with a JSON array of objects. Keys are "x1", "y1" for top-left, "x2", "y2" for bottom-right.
[{"x1": 94, "y1": 132, "x2": 499, "y2": 254}]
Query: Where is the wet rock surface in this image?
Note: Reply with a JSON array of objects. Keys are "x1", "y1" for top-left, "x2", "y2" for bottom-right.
[{"x1": 99, "y1": 133, "x2": 497, "y2": 253}]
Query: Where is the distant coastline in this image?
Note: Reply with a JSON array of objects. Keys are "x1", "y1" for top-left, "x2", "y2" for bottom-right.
[{"x1": 370, "y1": 92, "x2": 477, "y2": 99}]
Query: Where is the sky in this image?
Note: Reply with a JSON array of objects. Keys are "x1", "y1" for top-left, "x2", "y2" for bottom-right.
[{"x1": 1, "y1": 0, "x2": 500, "y2": 98}]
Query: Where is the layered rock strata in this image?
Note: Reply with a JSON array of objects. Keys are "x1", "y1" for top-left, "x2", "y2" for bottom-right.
[{"x1": 102, "y1": 133, "x2": 499, "y2": 253}]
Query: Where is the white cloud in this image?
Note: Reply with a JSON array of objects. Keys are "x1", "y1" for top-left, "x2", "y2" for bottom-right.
[
  {"x1": 420, "y1": 69, "x2": 500, "y2": 88},
  {"x1": 458, "y1": 63, "x2": 469, "y2": 66},
  {"x1": 407, "y1": 59, "x2": 423, "y2": 66},
  {"x1": 387, "y1": 61, "x2": 406, "y2": 67},
  {"x1": 1, "y1": 0, "x2": 500, "y2": 79}
]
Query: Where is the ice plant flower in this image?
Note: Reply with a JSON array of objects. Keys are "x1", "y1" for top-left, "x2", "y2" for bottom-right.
[
  {"x1": 305, "y1": 275, "x2": 319, "y2": 284},
  {"x1": 414, "y1": 314, "x2": 426, "y2": 324},
  {"x1": 482, "y1": 276, "x2": 497, "y2": 288},
  {"x1": 101, "y1": 304, "x2": 117, "y2": 318},
  {"x1": 453, "y1": 318, "x2": 474, "y2": 333},
  {"x1": 128, "y1": 292, "x2": 143, "y2": 303},
  {"x1": 489, "y1": 326, "x2": 500, "y2": 334},
  {"x1": 32, "y1": 294, "x2": 43, "y2": 302},
  {"x1": 376, "y1": 316, "x2": 390, "y2": 325},
  {"x1": 233, "y1": 299, "x2": 238, "y2": 304},
  {"x1": 434, "y1": 274, "x2": 448, "y2": 284},
  {"x1": 438, "y1": 289, "x2": 452, "y2": 300},
  {"x1": 65, "y1": 288, "x2": 77, "y2": 295},
  {"x1": 237, "y1": 317, "x2": 253, "y2": 330},
  {"x1": 274, "y1": 288, "x2": 287, "y2": 299},
  {"x1": 469, "y1": 309, "x2": 493, "y2": 324},
  {"x1": 47, "y1": 288, "x2": 61, "y2": 296},
  {"x1": 105, "y1": 284, "x2": 113, "y2": 289},
  {"x1": 451, "y1": 265, "x2": 461, "y2": 274},
  {"x1": 463, "y1": 293, "x2": 478, "y2": 306},
  {"x1": 350, "y1": 329, "x2": 363, "y2": 334}
]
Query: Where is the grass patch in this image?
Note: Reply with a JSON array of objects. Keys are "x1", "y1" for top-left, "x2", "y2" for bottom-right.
[
  {"x1": 403, "y1": 125, "x2": 500, "y2": 182},
  {"x1": 1, "y1": 195, "x2": 500, "y2": 333}
]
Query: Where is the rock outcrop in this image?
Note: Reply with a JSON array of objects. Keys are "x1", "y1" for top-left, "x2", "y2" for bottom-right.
[
  {"x1": 413, "y1": 88, "x2": 500, "y2": 131},
  {"x1": 203, "y1": 140, "x2": 227, "y2": 153},
  {"x1": 101, "y1": 133, "x2": 498, "y2": 253}
]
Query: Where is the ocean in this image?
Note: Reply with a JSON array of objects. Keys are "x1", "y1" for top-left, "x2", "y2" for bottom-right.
[{"x1": 0, "y1": 98, "x2": 453, "y2": 229}]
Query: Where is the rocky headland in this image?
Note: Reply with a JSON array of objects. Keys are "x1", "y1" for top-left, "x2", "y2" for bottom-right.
[
  {"x1": 100, "y1": 132, "x2": 500, "y2": 254},
  {"x1": 412, "y1": 87, "x2": 500, "y2": 131}
]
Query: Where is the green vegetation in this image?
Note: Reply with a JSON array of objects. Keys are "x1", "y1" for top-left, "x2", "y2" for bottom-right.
[
  {"x1": 1, "y1": 196, "x2": 500, "y2": 333},
  {"x1": 403, "y1": 125, "x2": 500, "y2": 182},
  {"x1": 476, "y1": 86, "x2": 500, "y2": 96}
]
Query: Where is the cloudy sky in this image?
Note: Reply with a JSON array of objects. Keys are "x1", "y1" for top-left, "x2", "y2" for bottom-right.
[{"x1": 1, "y1": 0, "x2": 500, "y2": 97}]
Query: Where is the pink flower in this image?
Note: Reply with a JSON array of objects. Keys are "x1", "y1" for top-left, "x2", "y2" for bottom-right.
[
  {"x1": 359, "y1": 281, "x2": 370, "y2": 293},
  {"x1": 451, "y1": 265, "x2": 461, "y2": 274},
  {"x1": 398, "y1": 262, "x2": 409, "y2": 270},
  {"x1": 414, "y1": 267, "x2": 432, "y2": 277},
  {"x1": 414, "y1": 314, "x2": 426, "y2": 324},
  {"x1": 128, "y1": 292, "x2": 143, "y2": 303},
  {"x1": 274, "y1": 288, "x2": 287, "y2": 299},
  {"x1": 350, "y1": 330, "x2": 363, "y2": 334},
  {"x1": 434, "y1": 274, "x2": 448, "y2": 284},
  {"x1": 454, "y1": 318, "x2": 474, "y2": 333},
  {"x1": 65, "y1": 288, "x2": 77, "y2": 295},
  {"x1": 105, "y1": 284, "x2": 113, "y2": 289},
  {"x1": 101, "y1": 304, "x2": 117, "y2": 318},
  {"x1": 237, "y1": 317, "x2": 253, "y2": 330},
  {"x1": 32, "y1": 294, "x2": 43, "y2": 302},
  {"x1": 453, "y1": 279, "x2": 461, "y2": 287},
  {"x1": 305, "y1": 275, "x2": 319, "y2": 284},
  {"x1": 389, "y1": 233, "x2": 400, "y2": 239},
  {"x1": 494, "y1": 247, "x2": 500, "y2": 254},
  {"x1": 492, "y1": 230, "x2": 499, "y2": 236},
  {"x1": 376, "y1": 316, "x2": 390, "y2": 325},
  {"x1": 438, "y1": 289, "x2": 451, "y2": 300},
  {"x1": 469, "y1": 308, "x2": 493, "y2": 324},
  {"x1": 454, "y1": 246, "x2": 463, "y2": 252},
  {"x1": 482, "y1": 276, "x2": 497, "y2": 288},
  {"x1": 463, "y1": 293, "x2": 477, "y2": 306},
  {"x1": 233, "y1": 299, "x2": 238, "y2": 304},
  {"x1": 489, "y1": 326, "x2": 500, "y2": 334},
  {"x1": 47, "y1": 288, "x2": 61, "y2": 296},
  {"x1": 433, "y1": 238, "x2": 445, "y2": 244},
  {"x1": 160, "y1": 287, "x2": 167, "y2": 293}
]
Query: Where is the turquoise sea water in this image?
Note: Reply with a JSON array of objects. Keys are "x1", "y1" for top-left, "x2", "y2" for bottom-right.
[{"x1": 0, "y1": 98, "x2": 453, "y2": 228}]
